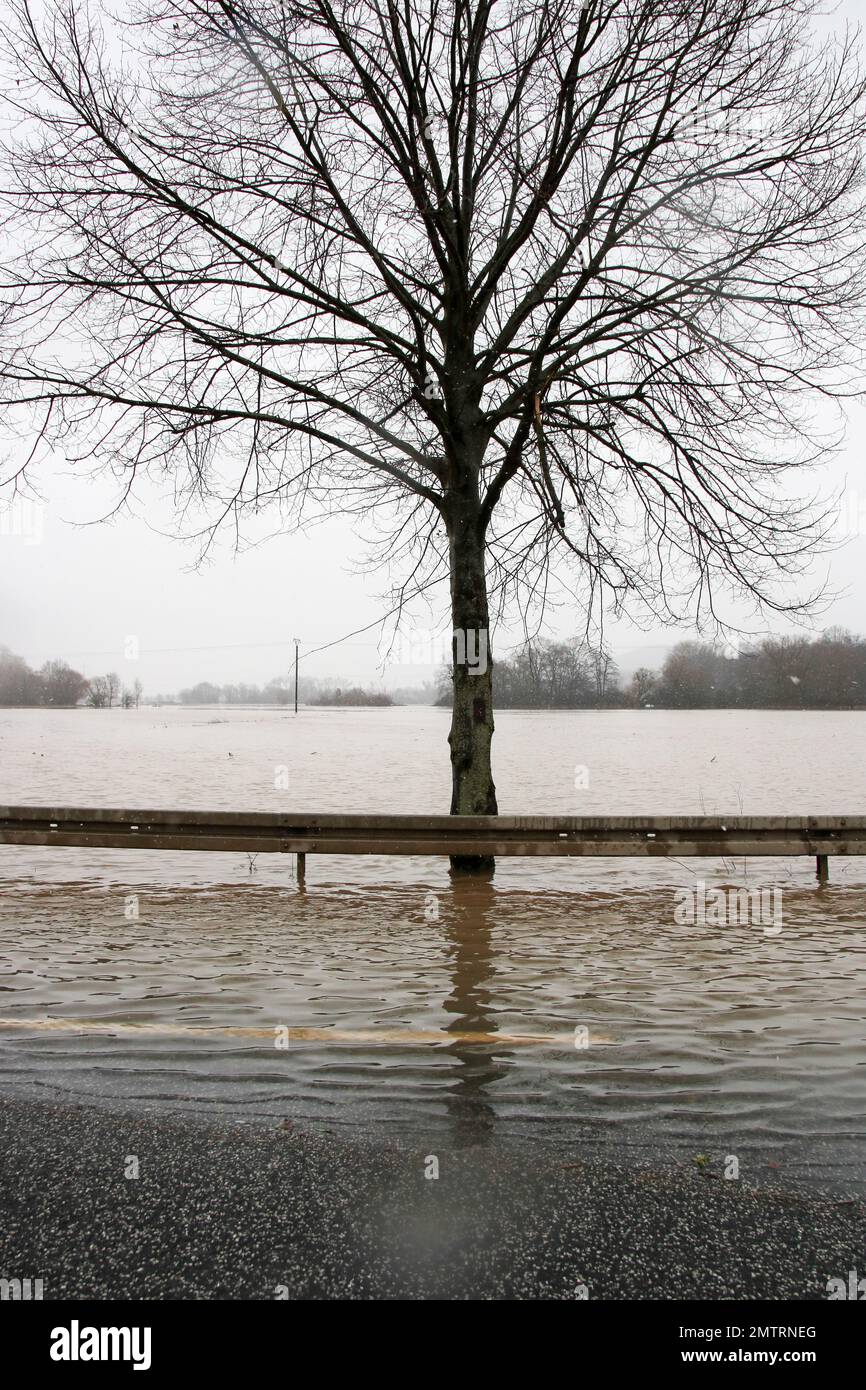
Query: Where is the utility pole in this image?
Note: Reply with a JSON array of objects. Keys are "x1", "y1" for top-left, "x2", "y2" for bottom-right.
[{"x1": 293, "y1": 637, "x2": 300, "y2": 714}]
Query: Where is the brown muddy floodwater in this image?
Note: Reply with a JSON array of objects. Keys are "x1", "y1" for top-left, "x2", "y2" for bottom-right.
[{"x1": 0, "y1": 706, "x2": 864, "y2": 1192}]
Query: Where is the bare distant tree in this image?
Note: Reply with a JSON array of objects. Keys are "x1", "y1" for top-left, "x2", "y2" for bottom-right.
[
  {"x1": 86, "y1": 675, "x2": 110, "y2": 708},
  {"x1": 2, "y1": 2, "x2": 866, "y2": 864},
  {"x1": 40, "y1": 658, "x2": 89, "y2": 706},
  {"x1": 105, "y1": 671, "x2": 121, "y2": 708},
  {"x1": 630, "y1": 666, "x2": 657, "y2": 708},
  {"x1": 483, "y1": 636, "x2": 610, "y2": 707},
  {"x1": 589, "y1": 646, "x2": 618, "y2": 702},
  {"x1": 121, "y1": 678, "x2": 145, "y2": 708},
  {"x1": 0, "y1": 646, "x2": 41, "y2": 705},
  {"x1": 178, "y1": 681, "x2": 222, "y2": 705}
]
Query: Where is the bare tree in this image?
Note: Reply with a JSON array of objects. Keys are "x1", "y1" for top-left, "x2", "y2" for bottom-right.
[
  {"x1": 630, "y1": 665, "x2": 657, "y2": 707},
  {"x1": 2, "y1": 1, "x2": 866, "y2": 865},
  {"x1": 481, "y1": 636, "x2": 613, "y2": 706},
  {"x1": 0, "y1": 646, "x2": 42, "y2": 705},
  {"x1": 589, "y1": 645, "x2": 618, "y2": 702},
  {"x1": 86, "y1": 675, "x2": 110, "y2": 708},
  {"x1": 40, "y1": 658, "x2": 89, "y2": 706}
]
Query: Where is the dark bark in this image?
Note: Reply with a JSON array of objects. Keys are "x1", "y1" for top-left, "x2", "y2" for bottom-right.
[{"x1": 447, "y1": 474, "x2": 497, "y2": 874}]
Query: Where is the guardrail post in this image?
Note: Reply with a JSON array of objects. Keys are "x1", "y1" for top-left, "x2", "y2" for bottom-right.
[
  {"x1": 816, "y1": 854, "x2": 829, "y2": 885},
  {"x1": 297, "y1": 851, "x2": 306, "y2": 888}
]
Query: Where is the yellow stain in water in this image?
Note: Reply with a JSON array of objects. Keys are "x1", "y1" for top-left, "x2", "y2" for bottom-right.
[{"x1": 0, "y1": 1017, "x2": 613, "y2": 1047}]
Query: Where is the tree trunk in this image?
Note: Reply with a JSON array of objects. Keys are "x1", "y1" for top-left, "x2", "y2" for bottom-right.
[{"x1": 447, "y1": 496, "x2": 498, "y2": 874}]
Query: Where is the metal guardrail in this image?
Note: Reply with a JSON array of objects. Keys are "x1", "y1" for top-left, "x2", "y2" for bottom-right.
[{"x1": 1, "y1": 807, "x2": 864, "y2": 881}]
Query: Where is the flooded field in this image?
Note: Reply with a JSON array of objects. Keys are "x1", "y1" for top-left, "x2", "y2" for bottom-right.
[{"x1": 1, "y1": 706, "x2": 864, "y2": 1193}]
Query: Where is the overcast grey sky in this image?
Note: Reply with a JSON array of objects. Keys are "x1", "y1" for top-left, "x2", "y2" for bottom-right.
[{"x1": 2, "y1": 0, "x2": 865, "y2": 696}]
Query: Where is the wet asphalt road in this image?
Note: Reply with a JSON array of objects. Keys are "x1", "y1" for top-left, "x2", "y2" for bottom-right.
[{"x1": 1, "y1": 1095, "x2": 864, "y2": 1300}]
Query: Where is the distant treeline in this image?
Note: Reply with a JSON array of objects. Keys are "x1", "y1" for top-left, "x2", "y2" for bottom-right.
[
  {"x1": 436, "y1": 629, "x2": 866, "y2": 709},
  {"x1": 436, "y1": 638, "x2": 621, "y2": 708},
  {"x1": 639, "y1": 629, "x2": 866, "y2": 709},
  {"x1": 7, "y1": 628, "x2": 866, "y2": 711},
  {"x1": 0, "y1": 646, "x2": 142, "y2": 708},
  {"x1": 177, "y1": 678, "x2": 298, "y2": 705},
  {"x1": 174, "y1": 677, "x2": 390, "y2": 706},
  {"x1": 311, "y1": 687, "x2": 393, "y2": 707}
]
